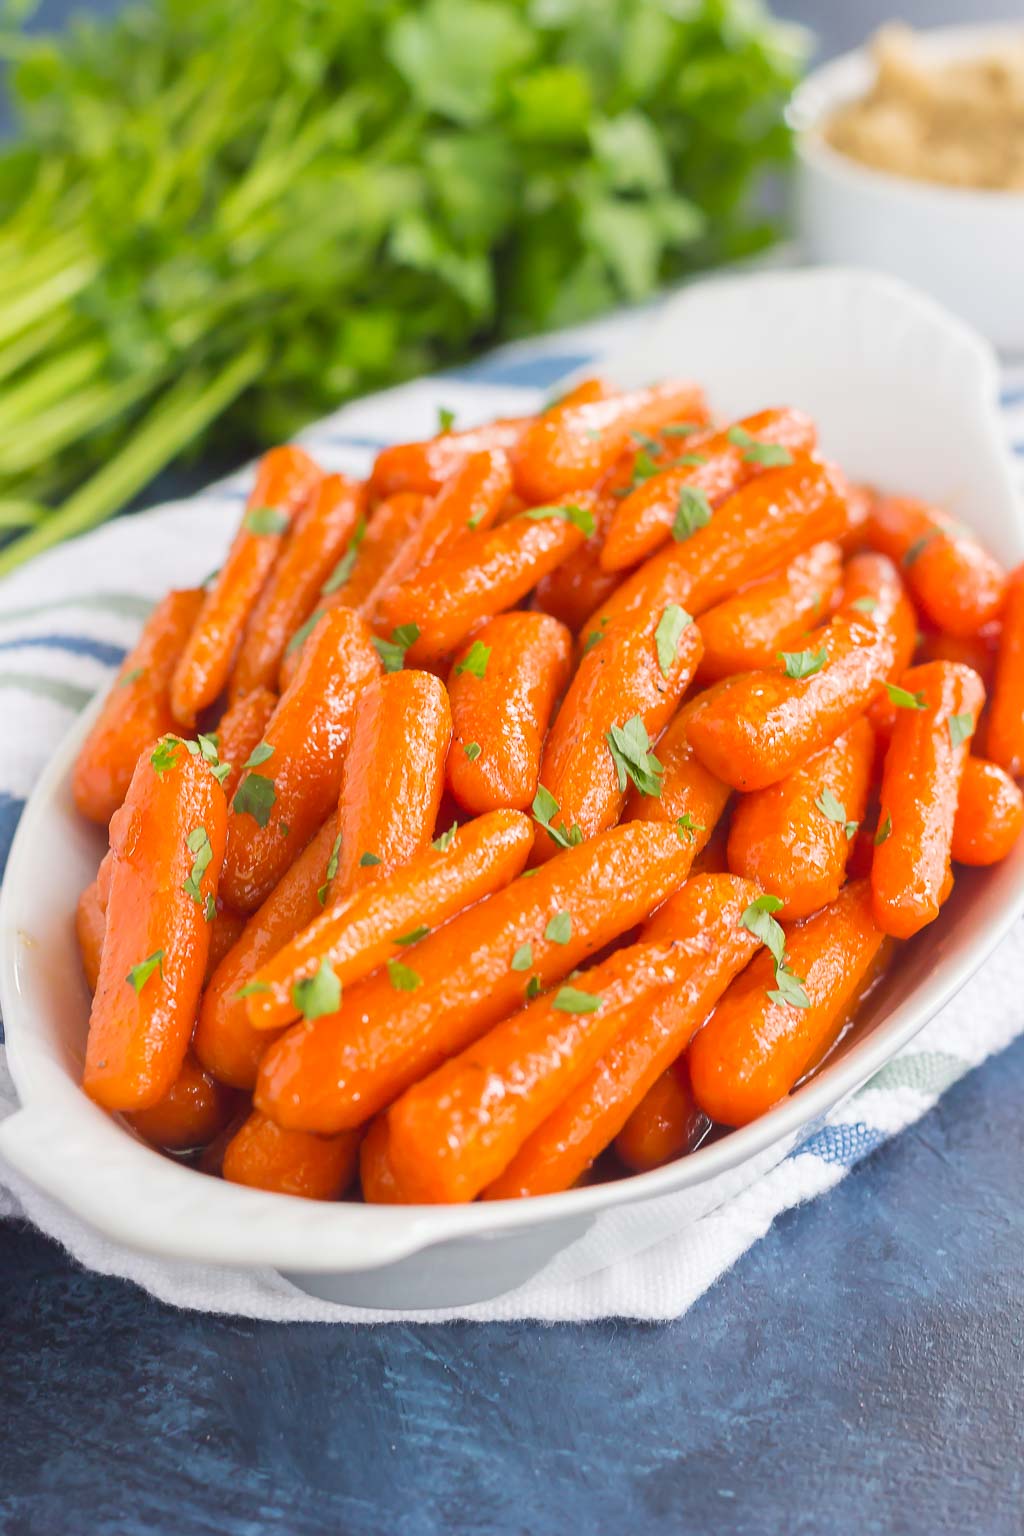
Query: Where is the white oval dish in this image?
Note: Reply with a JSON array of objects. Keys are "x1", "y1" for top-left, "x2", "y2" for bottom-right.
[
  {"x1": 792, "y1": 25, "x2": 1024, "y2": 353},
  {"x1": 1, "y1": 267, "x2": 1022, "y2": 1311}
]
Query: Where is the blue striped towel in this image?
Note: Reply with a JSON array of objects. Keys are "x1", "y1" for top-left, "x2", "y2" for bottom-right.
[{"x1": 1, "y1": 301, "x2": 1023, "y2": 1322}]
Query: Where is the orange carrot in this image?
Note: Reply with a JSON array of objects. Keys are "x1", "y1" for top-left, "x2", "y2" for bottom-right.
[
  {"x1": 127, "y1": 1053, "x2": 239, "y2": 1152},
  {"x1": 446, "y1": 613, "x2": 573, "y2": 814},
  {"x1": 359, "y1": 1117, "x2": 402, "y2": 1204},
  {"x1": 916, "y1": 623, "x2": 1000, "y2": 689},
  {"x1": 866, "y1": 495, "x2": 1007, "y2": 637},
  {"x1": 170, "y1": 446, "x2": 321, "y2": 725},
  {"x1": 255, "y1": 821, "x2": 697, "y2": 1133},
  {"x1": 532, "y1": 485, "x2": 622, "y2": 632},
  {"x1": 837, "y1": 551, "x2": 918, "y2": 671},
  {"x1": 872, "y1": 661, "x2": 986, "y2": 938},
  {"x1": 614, "y1": 1059, "x2": 708, "y2": 1173},
  {"x1": 378, "y1": 497, "x2": 596, "y2": 665},
  {"x1": 207, "y1": 906, "x2": 246, "y2": 978},
  {"x1": 951, "y1": 756, "x2": 1024, "y2": 866},
  {"x1": 601, "y1": 406, "x2": 817, "y2": 573},
  {"x1": 222, "y1": 1111, "x2": 360, "y2": 1200},
  {"x1": 211, "y1": 685, "x2": 277, "y2": 801},
  {"x1": 512, "y1": 381, "x2": 707, "y2": 503},
  {"x1": 688, "y1": 880, "x2": 885, "y2": 1126},
  {"x1": 622, "y1": 689, "x2": 731, "y2": 854},
  {"x1": 484, "y1": 874, "x2": 761, "y2": 1198},
  {"x1": 72, "y1": 588, "x2": 205, "y2": 824},
  {"x1": 727, "y1": 717, "x2": 875, "y2": 919},
  {"x1": 985, "y1": 563, "x2": 1024, "y2": 776},
  {"x1": 370, "y1": 419, "x2": 529, "y2": 498},
  {"x1": 76, "y1": 879, "x2": 106, "y2": 992},
  {"x1": 221, "y1": 607, "x2": 381, "y2": 911},
  {"x1": 696, "y1": 542, "x2": 843, "y2": 682},
  {"x1": 192, "y1": 820, "x2": 340, "y2": 1088},
  {"x1": 245, "y1": 810, "x2": 534, "y2": 1032},
  {"x1": 229, "y1": 474, "x2": 367, "y2": 699},
  {"x1": 83, "y1": 735, "x2": 228, "y2": 1111}
]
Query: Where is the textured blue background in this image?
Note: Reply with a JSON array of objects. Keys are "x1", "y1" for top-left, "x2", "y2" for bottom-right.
[{"x1": 3, "y1": 4, "x2": 1024, "y2": 1533}]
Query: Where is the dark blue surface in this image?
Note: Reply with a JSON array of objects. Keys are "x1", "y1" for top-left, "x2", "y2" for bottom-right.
[{"x1": 4, "y1": 3, "x2": 1024, "y2": 1532}]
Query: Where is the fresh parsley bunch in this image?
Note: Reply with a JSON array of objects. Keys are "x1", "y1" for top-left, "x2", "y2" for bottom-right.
[{"x1": 0, "y1": 0, "x2": 805, "y2": 572}]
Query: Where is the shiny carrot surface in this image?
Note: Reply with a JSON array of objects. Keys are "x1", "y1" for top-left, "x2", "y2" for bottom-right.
[
  {"x1": 622, "y1": 688, "x2": 731, "y2": 853},
  {"x1": 696, "y1": 542, "x2": 842, "y2": 683},
  {"x1": 127, "y1": 1053, "x2": 238, "y2": 1152},
  {"x1": 614, "y1": 1059, "x2": 708, "y2": 1174},
  {"x1": 951, "y1": 757, "x2": 1024, "y2": 866},
  {"x1": 223, "y1": 1111, "x2": 360, "y2": 1200},
  {"x1": 866, "y1": 495, "x2": 1007, "y2": 637},
  {"x1": 212, "y1": 685, "x2": 277, "y2": 801},
  {"x1": 76, "y1": 879, "x2": 106, "y2": 992}
]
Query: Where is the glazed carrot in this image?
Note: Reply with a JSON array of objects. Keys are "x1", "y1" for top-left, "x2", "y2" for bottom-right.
[
  {"x1": 512, "y1": 381, "x2": 707, "y2": 503},
  {"x1": 170, "y1": 446, "x2": 321, "y2": 725},
  {"x1": 622, "y1": 690, "x2": 731, "y2": 856},
  {"x1": 245, "y1": 810, "x2": 534, "y2": 1031},
  {"x1": 696, "y1": 542, "x2": 843, "y2": 683},
  {"x1": 359, "y1": 1116, "x2": 402, "y2": 1204},
  {"x1": 221, "y1": 607, "x2": 381, "y2": 912},
  {"x1": 378, "y1": 497, "x2": 596, "y2": 665},
  {"x1": 446, "y1": 613, "x2": 573, "y2": 814},
  {"x1": 83, "y1": 736, "x2": 228, "y2": 1111},
  {"x1": 687, "y1": 555, "x2": 914, "y2": 792},
  {"x1": 370, "y1": 420, "x2": 528, "y2": 499},
  {"x1": 601, "y1": 407, "x2": 818, "y2": 573},
  {"x1": 689, "y1": 880, "x2": 885, "y2": 1126},
  {"x1": 614, "y1": 1059, "x2": 708, "y2": 1174},
  {"x1": 192, "y1": 820, "x2": 339, "y2": 1088},
  {"x1": 532, "y1": 486, "x2": 621, "y2": 632},
  {"x1": 222, "y1": 1111, "x2": 360, "y2": 1200},
  {"x1": 916, "y1": 624, "x2": 1000, "y2": 688},
  {"x1": 211, "y1": 685, "x2": 277, "y2": 800},
  {"x1": 689, "y1": 816, "x2": 731, "y2": 876},
  {"x1": 985, "y1": 563, "x2": 1024, "y2": 776},
  {"x1": 76, "y1": 879, "x2": 106, "y2": 992},
  {"x1": 872, "y1": 661, "x2": 985, "y2": 938},
  {"x1": 837, "y1": 551, "x2": 918, "y2": 671},
  {"x1": 951, "y1": 757, "x2": 1024, "y2": 866},
  {"x1": 72, "y1": 588, "x2": 205, "y2": 824},
  {"x1": 484, "y1": 874, "x2": 761, "y2": 1198},
  {"x1": 531, "y1": 599, "x2": 704, "y2": 860},
  {"x1": 127, "y1": 1053, "x2": 238, "y2": 1152},
  {"x1": 95, "y1": 848, "x2": 112, "y2": 909},
  {"x1": 384, "y1": 936, "x2": 711, "y2": 1204},
  {"x1": 865, "y1": 495, "x2": 1007, "y2": 637},
  {"x1": 207, "y1": 905, "x2": 246, "y2": 978},
  {"x1": 255, "y1": 821, "x2": 697, "y2": 1133},
  {"x1": 366, "y1": 449, "x2": 512, "y2": 625},
  {"x1": 229, "y1": 474, "x2": 367, "y2": 699},
  {"x1": 727, "y1": 717, "x2": 875, "y2": 920}
]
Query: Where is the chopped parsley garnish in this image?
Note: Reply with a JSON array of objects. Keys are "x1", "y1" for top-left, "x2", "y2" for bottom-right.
[
  {"x1": 726, "y1": 425, "x2": 793, "y2": 467},
  {"x1": 607, "y1": 715, "x2": 663, "y2": 798},
  {"x1": 948, "y1": 712, "x2": 974, "y2": 748},
  {"x1": 359, "y1": 851, "x2": 382, "y2": 867},
  {"x1": 654, "y1": 603, "x2": 692, "y2": 678},
  {"x1": 150, "y1": 736, "x2": 180, "y2": 779},
  {"x1": 321, "y1": 517, "x2": 367, "y2": 594},
  {"x1": 387, "y1": 959, "x2": 421, "y2": 992},
  {"x1": 874, "y1": 813, "x2": 892, "y2": 846},
  {"x1": 292, "y1": 960, "x2": 341, "y2": 1021},
  {"x1": 661, "y1": 421, "x2": 702, "y2": 438},
  {"x1": 232, "y1": 773, "x2": 276, "y2": 828},
  {"x1": 511, "y1": 943, "x2": 533, "y2": 972},
  {"x1": 318, "y1": 833, "x2": 342, "y2": 906},
  {"x1": 463, "y1": 741, "x2": 482, "y2": 762},
  {"x1": 740, "y1": 894, "x2": 786, "y2": 965},
  {"x1": 903, "y1": 532, "x2": 939, "y2": 567},
  {"x1": 204, "y1": 893, "x2": 216, "y2": 923},
  {"x1": 544, "y1": 910, "x2": 572, "y2": 945},
  {"x1": 631, "y1": 430, "x2": 662, "y2": 453},
  {"x1": 768, "y1": 961, "x2": 811, "y2": 1010},
  {"x1": 243, "y1": 741, "x2": 274, "y2": 770},
  {"x1": 814, "y1": 787, "x2": 858, "y2": 839},
  {"x1": 244, "y1": 505, "x2": 289, "y2": 536},
  {"x1": 119, "y1": 666, "x2": 144, "y2": 688},
  {"x1": 552, "y1": 986, "x2": 602, "y2": 1015},
  {"x1": 184, "y1": 733, "x2": 231, "y2": 786},
  {"x1": 373, "y1": 623, "x2": 420, "y2": 673},
  {"x1": 126, "y1": 949, "x2": 165, "y2": 995},
  {"x1": 850, "y1": 596, "x2": 878, "y2": 614},
  {"x1": 531, "y1": 784, "x2": 583, "y2": 849},
  {"x1": 582, "y1": 617, "x2": 609, "y2": 656},
  {"x1": 521, "y1": 503, "x2": 595, "y2": 538},
  {"x1": 285, "y1": 611, "x2": 322, "y2": 656},
  {"x1": 778, "y1": 647, "x2": 827, "y2": 679},
  {"x1": 886, "y1": 683, "x2": 926, "y2": 711},
  {"x1": 182, "y1": 825, "x2": 213, "y2": 904},
  {"x1": 672, "y1": 486, "x2": 713, "y2": 542},
  {"x1": 437, "y1": 405, "x2": 456, "y2": 433},
  {"x1": 235, "y1": 979, "x2": 270, "y2": 1000},
  {"x1": 454, "y1": 640, "x2": 491, "y2": 679},
  {"x1": 395, "y1": 924, "x2": 431, "y2": 947},
  {"x1": 433, "y1": 823, "x2": 458, "y2": 851},
  {"x1": 525, "y1": 975, "x2": 543, "y2": 1000},
  {"x1": 676, "y1": 812, "x2": 705, "y2": 843}
]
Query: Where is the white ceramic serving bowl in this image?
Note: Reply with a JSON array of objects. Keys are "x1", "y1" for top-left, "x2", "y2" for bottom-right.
[
  {"x1": 792, "y1": 25, "x2": 1024, "y2": 353},
  {"x1": 2, "y1": 267, "x2": 1023, "y2": 1312}
]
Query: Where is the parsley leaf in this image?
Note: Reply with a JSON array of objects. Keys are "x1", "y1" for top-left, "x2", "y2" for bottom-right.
[
  {"x1": 204, "y1": 892, "x2": 217, "y2": 923},
  {"x1": 387, "y1": 959, "x2": 421, "y2": 992},
  {"x1": 511, "y1": 942, "x2": 533, "y2": 972},
  {"x1": 235, "y1": 979, "x2": 270, "y2": 1000},
  {"x1": 531, "y1": 784, "x2": 583, "y2": 849},
  {"x1": 582, "y1": 617, "x2": 609, "y2": 655},
  {"x1": 463, "y1": 741, "x2": 482, "y2": 761},
  {"x1": 654, "y1": 603, "x2": 692, "y2": 678},
  {"x1": 395, "y1": 924, "x2": 431, "y2": 946},
  {"x1": 321, "y1": 516, "x2": 366, "y2": 594},
  {"x1": 243, "y1": 741, "x2": 274, "y2": 770},
  {"x1": 318, "y1": 833, "x2": 342, "y2": 906},
  {"x1": 779, "y1": 648, "x2": 827, "y2": 679},
  {"x1": 359, "y1": 851, "x2": 382, "y2": 867},
  {"x1": 545, "y1": 910, "x2": 572, "y2": 944},
  {"x1": 437, "y1": 405, "x2": 456, "y2": 433},
  {"x1": 886, "y1": 683, "x2": 926, "y2": 711},
  {"x1": 521, "y1": 503, "x2": 595, "y2": 538},
  {"x1": 904, "y1": 532, "x2": 939, "y2": 567},
  {"x1": 285, "y1": 611, "x2": 322, "y2": 657},
  {"x1": 740, "y1": 894, "x2": 786, "y2": 966},
  {"x1": 768, "y1": 962, "x2": 811, "y2": 1010},
  {"x1": 814, "y1": 787, "x2": 858, "y2": 839},
  {"x1": 676, "y1": 812, "x2": 705, "y2": 843},
  {"x1": 244, "y1": 505, "x2": 289, "y2": 535},
  {"x1": 606, "y1": 715, "x2": 663, "y2": 797},
  {"x1": 373, "y1": 623, "x2": 420, "y2": 673},
  {"x1": 875, "y1": 813, "x2": 892, "y2": 846},
  {"x1": 150, "y1": 736, "x2": 180, "y2": 779},
  {"x1": 525, "y1": 975, "x2": 543, "y2": 1000},
  {"x1": 672, "y1": 485, "x2": 713, "y2": 542},
  {"x1": 233, "y1": 773, "x2": 276, "y2": 828},
  {"x1": 948, "y1": 712, "x2": 974, "y2": 748},
  {"x1": 126, "y1": 949, "x2": 164, "y2": 995},
  {"x1": 433, "y1": 822, "x2": 458, "y2": 851},
  {"x1": 183, "y1": 825, "x2": 213, "y2": 904},
  {"x1": 727, "y1": 424, "x2": 793, "y2": 466},
  {"x1": 552, "y1": 986, "x2": 602, "y2": 1015},
  {"x1": 119, "y1": 666, "x2": 144, "y2": 688},
  {"x1": 850, "y1": 595, "x2": 878, "y2": 614},
  {"x1": 292, "y1": 959, "x2": 341, "y2": 1021},
  {"x1": 454, "y1": 640, "x2": 491, "y2": 678},
  {"x1": 661, "y1": 422, "x2": 702, "y2": 438}
]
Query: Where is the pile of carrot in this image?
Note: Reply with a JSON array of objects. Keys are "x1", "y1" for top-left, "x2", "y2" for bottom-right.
[{"x1": 70, "y1": 378, "x2": 1024, "y2": 1203}]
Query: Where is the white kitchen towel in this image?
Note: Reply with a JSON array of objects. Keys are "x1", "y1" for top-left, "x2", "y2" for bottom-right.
[{"x1": 1, "y1": 302, "x2": 1023, "y2": 1323}]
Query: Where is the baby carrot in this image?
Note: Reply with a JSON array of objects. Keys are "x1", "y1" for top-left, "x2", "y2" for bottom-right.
[
  {"x1": 985, "y1": 564, "x2": 1024, "y2": 776},
  {"x1": 220, "y1": 607, "x2": 381, "y2": 912},
  {"x1": 377, "y1": 497, "x2": 596, "y2": 665},
  {"x1": 866, "y1": 495, "x2": 1007, "y2": 637},
  {"x1": 207, "y1": 905, "x2": 246, "y2": 977},
  {"x1": 229, "y1": 474, "x2": 367, "y2": 699},
  {"x1": 384, "y1": 937, "x2": 703, "y2": 1204},
  {"x1": 83, "y1": 736, "x2": 228, "y2": 1112},
  {"x1": 332, "y1": 670, "x2": 451, "y2": 894},
  {"x1": 76, "y1": 879, "x2": 106, "y2": 992},
  {"x1": 255, "y1": 821, "x2": 697, "y2": 1133},
  {"x1": 687, "y1": 557, "x2": 913, "y2": 792},
  {"x1": 222, "y1": 1111, "x2": 360, "y2": 1200},
  {"x1": 446, "y1": 612, "x2": 573, "y2": 814},
  {"x1": 696, "y1": 542, "x2": 843, "y2": 683},
  {"x1": 484, "y1": 874, "x2": 761, "y2": 1198},
  {"x1": 915, "y1": 624, "x2": 1000, "y2": 689},
  {"x1": 512, "y1": 381, "x2": 707, "y2": 503},
  {"x1": 622, "y1": 690, "x2": 731, "y2": 856},
  {"x1": 359, "y1": 1116, "x2": 402, "y2": 1204},
  {"x1": 72, "y1": 587, "x2": 205, "y2": 825},
  {"x1": 951, "y1": 757, "x2": 1024, "y2": 866},
  {"x1": 193, "y1": 820, "x2": 340, "y2": 1088},
  {"x1": 614, "y1": 1059, "x2": 708, "y2": 1174},
  {"x1": 837, "y1": 551, "x2": 918, "y2": 673},
  {"x1": 727, "y1": 717, "x2": 875, "y2": 919},
  {"x1": 212, "y1": 685, "x2": 277, "y2": 800},
  {"x1": 245, "y1": 810, "x2": 534, "y2": 1032},
  {"x1": 532, "y1": 600, "x2": 704, "y2": 860},
  {"x1": 370, "y1": 419, "x2": 529, "y2": 498},
  {"x1": 532, "y1": 486, "x2": 622, "y2": 632},
  {"x1": 366, "y1": 449, "x2": 512, "y2": 625},
  {"x1": 688, "y1": 880, "x2": 885, "y2": 1126},
  {"x1": 601, "y1": 406, "x2": 817, "y2": 573},
  {"x1": 170, "y1": 446, "x2": 321, "y2": 725},
  {"x1": 127, "y1": 1053, "x2": 238, "y2": 1152},
  {"x1": 873, "y1": 661, "x2": 986, "y2": 937}
]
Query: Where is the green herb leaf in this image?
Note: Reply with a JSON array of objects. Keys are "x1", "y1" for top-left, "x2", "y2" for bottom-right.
[
  {"x1": 321, "y1": 517, "x2": 367, "y2": 594},
  {"x1": 886, "y1": 683, "x2": 927, "y2": 711},
  {"x1": 552, "y1": 986, "x2": 602, "y2": 1015},
  {"x1": 182, "y1": 825, "x2": 213, "y2": 904},
  {"x1": 672, "y1": 485, "x2": 712, "y2": 543},
  {"x1": 875, "y1": 813, "x2": 892, "y2": 846},
  {"x1": 814, "y1": 787, "x2": 857, "y2": 839},
  {"x1": 244, "y1": 506, "x2": 289, "y2": 536},
  {"x1": 126, "y1": 949, "x2": 165, "y2": 995},
  {"x1": 740, "y1": 893, "x2": 786, "y2": 966},
  {"x1": 243, "y1": 742, "x2": 274, "y2": 770},
  {"x1": 285, "y1": 612, "x2": 322, "y2": 657},
  {"x1": 437, "y1": 405, "x2": 457, "y2": 433},
  {"x1": 521, "y1": 503, "x2": 595, "y2": 538},
  {"x1": 779, "y1": 648, "x2": 828, "y2": 680},
  {"x1": 654, "y1": 603, "x2": 692, "y2": 677},
  {"x1": 233, "y1": 773, "x2": 276, "y2": 828},
  {"x1": 531, "y1": 784, "x2": 583, "y2": 849},
  {"x1": 850, "y1": 596, "x2": 878, "y2": 614},
  {"x1": 948, "y1": 712, "x2": 974, "y2": 748},
  {"x1": 768, "y1": 963, "x2": 811, "y2": 1010},
  {"x1": 676, "y1": 812, "x2": 705, "y2": 843},
  {"x1": 235, "y1": 979, "x2": 270, "y2": 1000},
  {"x1": 387, "y1": 959, "x2": 421, "y2": 992},
  {"x1": 373, "y1": 623, "x2": 420, "y2": 673},
  {"x1": 150, "y1": 737, "x2": 180, "y2": 779},
  {"x1": 661, "y1": 423, "x2": 702, "y2": 438},
  {"x1": 395, "y1": 924, "x2": 431, "y2": 946},
  {"x1": 359, "y1": 851, "x2": 382, "y2": 867},
  {"x1": 119, "y1": 666, "x2": 144, "y2": 688},
  {"x1": 545, "y1": 910, "x2": 572, "y2": 945},
  {"x1": 525, "y1": 975, "x2": 543, "y2": 1000},
  {"x1": 292, "y1": 960, "x2": 341, "y2": 1021},
  {"x1": 204, "y1": 892, "x2": 217, "y2": 923},
  {"x1": 317, "y1": 833, "x2": 342, "y2": 906},
  {"x1": 904, "y1": 532, "x2": 939, "y2": 567},
  {"x1": 726, "y1": 425, "x2": 793, "y2": 466},
  {"x1": 511, "y1": 943, "x2": 533, "y2": 972},
  {"x1": 463, "y1": 741, "x2": 482, "y2": 762},
  {"x1": 606, "y1": 715, "x2": 663, "y2": 797},
  {"x1": 582, "y1": 617, "x2": 609, "y2": 655},
  {"x1": 433, "y1": 822, "x2": 458, "y2": 851},
  {"x1": 454, "y1": 640, "x2": 491, "y2": 678}
]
